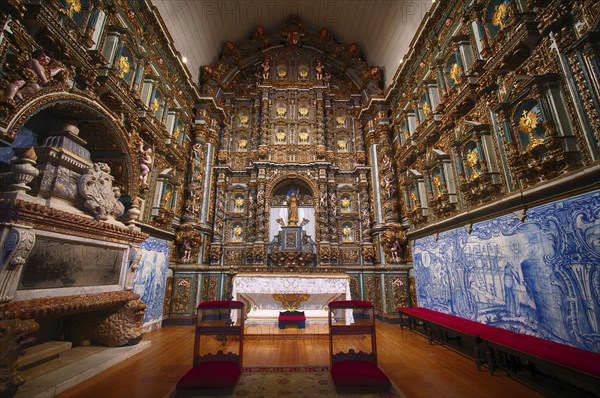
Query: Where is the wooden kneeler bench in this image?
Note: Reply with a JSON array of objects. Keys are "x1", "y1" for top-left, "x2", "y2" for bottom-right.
[{"x1": 278, "y1": 311, "x2": 306, "y2": 329}]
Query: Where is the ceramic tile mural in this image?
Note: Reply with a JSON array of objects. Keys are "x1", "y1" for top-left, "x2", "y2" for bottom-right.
[
  {"x1": 132, "y1": 237, "x2": 171, "y2": 326},
  {"x1": 412, "y1": 190, "x2": 600, "y2": 352}
]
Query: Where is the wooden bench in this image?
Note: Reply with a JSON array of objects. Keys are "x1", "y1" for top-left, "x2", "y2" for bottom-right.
[
  {"x1": 278, "y1": 311, "x2": 306, "y2": 329},
  {"x1": 398, "y1": 307, "x2": 600, "y2": 396}
]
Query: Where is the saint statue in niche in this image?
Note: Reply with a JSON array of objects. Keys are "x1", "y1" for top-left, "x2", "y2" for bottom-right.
[{"x1": 287, "y1": 192, "x2": 299, "y2": 226}]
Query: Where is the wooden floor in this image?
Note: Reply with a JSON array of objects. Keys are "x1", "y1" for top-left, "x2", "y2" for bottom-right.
[{"x1": 57, "y1": 321, "x2": 543, "y2": 398}]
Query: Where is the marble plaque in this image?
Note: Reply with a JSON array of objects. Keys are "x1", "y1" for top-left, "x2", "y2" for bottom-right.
[{"x1": 18, "y1": 237, "x2": 123, "y2": 289}]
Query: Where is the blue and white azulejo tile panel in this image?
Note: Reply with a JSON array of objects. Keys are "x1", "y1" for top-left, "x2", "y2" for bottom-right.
[{"x1": 412, "y1": 190, "x2": 600, "y2": 352}]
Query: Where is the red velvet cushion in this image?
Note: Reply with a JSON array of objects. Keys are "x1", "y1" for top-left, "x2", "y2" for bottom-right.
[
  {"x1": 176, "y1": 361, "x2": 241, "y2": 390},
  {"x1": 198, "y1": 300, "x2": 244, "y2": 309},
  {"x1": 279, "y1": 316, "x2": 306, "y2": 321},
  {"x1": 329, "y1": 300, "x2": 373, "y2": 309},
  {"x1": 330, "y1": 360, "x2": 391, "y2": 387}
]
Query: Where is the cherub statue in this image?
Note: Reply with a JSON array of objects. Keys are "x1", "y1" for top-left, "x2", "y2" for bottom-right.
[
  {"x1": 315, "y1": 60, "x2": 323, "y2": 80},
  {"x1": 261, "y1": 59, "x2": 270, "y2": 80},
  {"x1": 138, "y1": 141, "x2": 153, "y2": 186},
  {"x1": 5, "y1": 50, "x2": 65, "y2": 103},
  {"x1": 181, "y1": 238, "x2": 193, "y2": 262}
]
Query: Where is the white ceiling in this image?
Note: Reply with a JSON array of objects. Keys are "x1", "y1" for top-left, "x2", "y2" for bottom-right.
[{"x1": 151, "y1": 0, "x2": 433, "y2": 89}]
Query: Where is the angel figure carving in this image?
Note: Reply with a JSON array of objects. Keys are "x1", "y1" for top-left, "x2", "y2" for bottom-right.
[
  {"x1": 466, "y1": 148, "x2": 481, "y2": 181},
  {"x1": 519, "y1": 110, "x2": 545, "y2": 151},
  {"x1": 492, "y1": 2, "x2": 509, "y2": 30},
  {"x1": 5, "y1": 50, "x2": 65, "y2": 103}
]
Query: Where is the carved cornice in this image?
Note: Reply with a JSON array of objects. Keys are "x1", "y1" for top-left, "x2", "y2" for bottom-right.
[{"x1": 0, "y1": 198, "x2": 147, "y2": 244}]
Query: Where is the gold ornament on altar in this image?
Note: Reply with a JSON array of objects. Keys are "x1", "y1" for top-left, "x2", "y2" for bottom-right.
[
  {"x1": 234, "y1": 197, "x2": 244, "y2": 212},
  {"x1": 449, "y1": 63, "x2": 461, "y2": 85},
  {"x1": 150, "y1": 98, "x2": 160, "y2": 114},
  {"x1": 519, "y1": 110, "x2": 545, "y2": 151},
  {"x1": 340, "y1": 198, "x2": 350, "y2": 211},
  {"x1": 276, "y1": 106, "x2": 286, "y2": 117},
  {"x1": 233, "y1": 225, "x2": 243, "y2": 242},
  {"x1": 239, "y1": 139, "x2": 247, "y2": 150},
  {"x1": 338, "y1": 140, "x2": 347, "y2": 151},
  {"x1": 272, "y1": 293, "x2": 310, "y2": 311},
  {"x1": 299, "y1": 131, "x2": 309, "y2": 143},
  {"x1": 239, "y1": 115, "x2": 249, "y2": 126},
  {"x1": 403, "y1": 130, "x2": 410, "y2": 141},
  {"x1": 276, "y1": 131, "x2": 286, "y2": 143},
  {"x1": 173, "y1": 126, "x2": 181, "y2": 140},
  {"x1": 277, "y1": 65, "x2": 287, "y2": 78},
  {"x1": 433, "y1": 174, "x2": 443, "y2": 198},
  {"x1": 117, "y1": 56, "x2": 130, "y2": 78},
  {"x1": 466, "y1": 148, "x2": 481, "y2": 181},
  {"x1": 336, "y1": 116, "x2": 345, "y2": 128},
  {"x1": 299, "y1": 107, "x2": 309, "y2": 117},
  {"x1": 422, "y1": 102, "x2": 430, "y2": 117},
  {"x1": 411, "y1": 191, "x2": 419, "y2": 211},
  {"x1": 492, "y1": 2, "x2": 509, "y2": 30},
  {"x1": 298, "y1": 65, "x2": 309, "y2": 78},
  {"x1": 342, "y1": 225, "x2": 352, "y2": 242},
  {"x1": 63, "y1": 0, "x2": 82, "y2": 17}
]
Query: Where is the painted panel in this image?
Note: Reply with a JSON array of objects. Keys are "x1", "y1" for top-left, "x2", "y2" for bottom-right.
[
  {"x1": 132, "y1": 237, "x2": 171, "y2": 326},
  {"x1": 412, "y1": 190, "x2": 600, "y2": 352}
]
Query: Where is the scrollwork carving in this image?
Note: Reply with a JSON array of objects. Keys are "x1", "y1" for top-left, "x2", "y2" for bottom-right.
[
  {"x1": 78, "y1": 163, "x2": 125, "y2": 221},
  {"x1": 0, "y1": 227, "x2": 36, "y2": 303}
]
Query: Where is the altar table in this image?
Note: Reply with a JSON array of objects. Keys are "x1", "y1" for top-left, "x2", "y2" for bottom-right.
[{"x1": 231, "y1": 273, "x2": 353, "y2": 325}]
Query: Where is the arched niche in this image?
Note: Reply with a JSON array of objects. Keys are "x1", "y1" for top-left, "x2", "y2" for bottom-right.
[
  {"x1": 267, "y1": 177, "x2": 315, "y2": 242},
  {"x1": 2, "y1": 96, "x2": 136, "y2": 206}
]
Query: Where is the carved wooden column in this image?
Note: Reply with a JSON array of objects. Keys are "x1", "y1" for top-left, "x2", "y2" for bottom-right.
[{"x1": 256, "y1": 171, "x2": 267, "y2": 243}]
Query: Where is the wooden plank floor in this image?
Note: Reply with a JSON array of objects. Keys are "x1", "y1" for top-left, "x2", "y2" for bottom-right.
[{"x1": 57, "y1": 321, "x2": 542, "y2": 398}]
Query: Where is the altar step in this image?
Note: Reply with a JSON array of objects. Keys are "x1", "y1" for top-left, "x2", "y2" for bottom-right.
[
  {"x1": 17, "y1": 341, "x2": 73, "y2": 370},
  {"x1": 15, "y1": 341, "x2": 150, "y2": 398}
]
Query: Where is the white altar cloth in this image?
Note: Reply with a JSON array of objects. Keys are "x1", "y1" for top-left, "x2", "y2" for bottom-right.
[{"x1": 231, "y1": 273, "x2": 353, "y2": 324}]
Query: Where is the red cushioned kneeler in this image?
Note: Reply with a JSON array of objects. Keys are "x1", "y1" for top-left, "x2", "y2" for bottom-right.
[
  {"x1": 328, "y1": 300, "x2": 391, "y2": 394},
  {"x1": 175, "y1": 300, "x2": 245, "y2": 397}
]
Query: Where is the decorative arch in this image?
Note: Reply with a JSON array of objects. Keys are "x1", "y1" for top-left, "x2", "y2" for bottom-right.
[
  {"x1": 265, "y1": 173, "x2": 317, "y2": 200},
  {"x1": 4, "y1": 92, "x2": 137, "y2": 196}
]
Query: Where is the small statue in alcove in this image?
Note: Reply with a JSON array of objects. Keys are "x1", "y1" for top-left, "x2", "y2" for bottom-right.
[{"x1": 138, "y1": 141, "x2": 153, "y2": 187}]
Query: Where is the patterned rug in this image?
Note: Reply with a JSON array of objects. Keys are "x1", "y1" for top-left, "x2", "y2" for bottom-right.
[{"x1": 169, "y1": 366, "x2": 404, "y2": 398}]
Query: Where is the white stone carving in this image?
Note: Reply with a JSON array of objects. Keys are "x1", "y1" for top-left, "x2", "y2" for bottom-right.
[
  {"x1": 0, "y1": 227, "x2": 36, "y2": 302},
  {"x1": 78, "y1": 163, "x2": 124, "y2": 220}
]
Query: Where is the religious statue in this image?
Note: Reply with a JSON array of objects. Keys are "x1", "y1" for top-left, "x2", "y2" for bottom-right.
[
  {"x1": 161, "y1": 189, "x2": 173, "y2": 209},
  {"x1": 466, "y1": 148, "x2": 481, "y2": 181},
  {"x1": 287, "y1": 192, "x2": 299, "y2": 226},
  {"x1": 390, "y1": 239, "x2": 402, "y2": 263},
  {"x1": 192, "y1": 143, "x2": 202, "y2": 159},
  {"x1": 181, "y1": 238, "x2": 193, "y2": 262},
  {"x1": 411, "y1": 191, "x2": 419, "y2": 211},
  {"x1": 433, "y1": 174, "x2": 443, "y2": 198},
  {"x1": 315, "y1": 60, "x2": 323, "y2": 80},
  {"x1": 138, "y1": 141, "x2": 153, "y2": 187},
  {"x1": 5, "y1": 50, "x2": 65, "y2": 103},
  {"x1": 261, "y1": 59, "x2": 270, "y2": 80}
]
